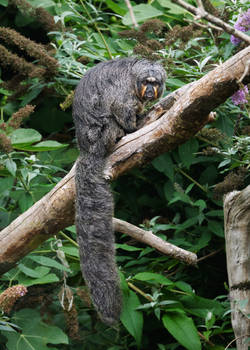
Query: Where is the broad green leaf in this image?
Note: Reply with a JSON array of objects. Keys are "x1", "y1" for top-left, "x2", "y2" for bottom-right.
[
  {"x1": 61, "y1": 246, "x2": 79, "y2": 258},
  {"x1": 10, "y1": 128, "x2": 42, "y2": 146},
  {"x1": 179, "y1": 295, "x2": 224, "y2": 318},
  {"x1": 162, "y1": 312, "x2": 201, "y2": 350},
  {"x1": 152, "y1": 153, "x2": 174, "y2": 181},
  {"x1": 166, "y1": 78, "x2": 186, "y2": 88},
  {"x1": 27, "y1": 255, "x2": 70, "y2": 271},
  {"x1": 122, "y1": 4, "x2": 163, "y2": 26},
  {"x1": 4, "y1": 159, "x2": 17, "y2": 176},
  {"x1": 208, "y1": 220, "x2": 224, "y2": 237},
  {"x1": 134, "y1": 272, "x2": 173, "y2": 286},
  {"x1": 20, "y1": 86, "x2": 43, "y2": 106},
  {"x1": 121, "y1": 290, "x2": 143, "y2": 348},
  {"x1": 18, "y1": 193, "x2": 33, "y2": 212},
  {"x1": 18, "y1": 264, "x2": 50, "y2": 278},
  {"x1": 175, "y1": 281, "x2": 193, "y2": 293},
  {"x1": 0, "y1": 177, "x2": 14, "y2": 194},
  {"x1": 158, "y1": 0, "x2": 187, "y2": 14},
  {"x1": 18, "y1": 273, "x2": 59, "y2": 286},
  {"x1": 5, "y1": 309, "x2": 68, "y2": 349},
  {"x1": 16, "y1": 140, "x2": 68, "y2": 151},
  {"x1": 106, "y1": 0, "x2": 127, "y2": 15},
  {"x1": 0, "y1": 0, "x2": 8, "y2": 6},
  {"x1": 179, "y1": 139, "x2": 199, "y2": 169}
]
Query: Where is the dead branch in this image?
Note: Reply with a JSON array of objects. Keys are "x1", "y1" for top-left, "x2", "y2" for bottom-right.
[
  {"x1": 114, "y1": 218, "x2": 197, "y2": 265},
  {"x1": 0, "y1": 45, "x2": 249, "y2": 274}
]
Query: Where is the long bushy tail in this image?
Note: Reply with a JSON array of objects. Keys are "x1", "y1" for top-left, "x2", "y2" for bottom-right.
[{"x1": 75, "y1": 153, "x2": 122, "y2": 325}]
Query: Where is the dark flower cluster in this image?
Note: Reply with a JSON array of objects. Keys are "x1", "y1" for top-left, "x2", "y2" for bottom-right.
[
  {"x1": 8, "y1": 105, "x2": 35, "y2": 129},
  {"x1": 9, "y1": 0, "x2": 60, "y2": 33},
  {"x1": 0, "y1": 27, "x2": 58, "y2": 76},
  {"x1": 0, "y1": 285, "x2": 27, "y2": 314},
  {"x1": 213, "y1": 168, "x2": 247, "y2": 199},
  {"x1": 119, "y1": 19, "x2": 165, "y2": 60}
]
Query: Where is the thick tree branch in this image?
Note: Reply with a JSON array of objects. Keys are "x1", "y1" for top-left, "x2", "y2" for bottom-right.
[
  {"x1": 172, "y1": 0, "x2": 250, "y2": 45},
  {"x1": 0, "y1": 46, "x2": 249, "y2": 274}
]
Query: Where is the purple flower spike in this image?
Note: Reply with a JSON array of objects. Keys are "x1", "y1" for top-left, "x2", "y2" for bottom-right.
[
  {"x1": 230, "y1": 9, "x2": 250, "y2": 45},
  {"x1": 231, "y1": 86, "x2": 249, "y2": 105}
]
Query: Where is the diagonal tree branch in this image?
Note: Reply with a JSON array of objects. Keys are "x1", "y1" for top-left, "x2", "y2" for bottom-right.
[
  {"x1": 172, "y1": 0, "x2": 250, "y2": 45},
  {"x1": 0, "y1": 45, "x2": 249, "y2": 274}
]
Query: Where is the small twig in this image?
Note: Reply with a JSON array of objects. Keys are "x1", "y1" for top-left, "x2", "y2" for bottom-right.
[
  {"x1": 127, "y1": 282, "x2": 153, "y2": 301},
  {"x1": 224, "y1": 334, "x2": 250, "y2": 350},
  {"x1": 185, "y1": 18, "x2": 222, "y2": 32},
  {"x1": 176, "y1": 167, "x2": 208, "y2": 193},
  {"x1": 124, "y1": 0, "x2": 138, "y2": 28},
  {"x1": 172, "y1": 0, "x2": 250, "y2": 45},
  {"x1": 197, "y1": 248, "x2": 224, "y2": 262},
  {"x1": 198, "y1": 331, "x2": 215, "y2": 346}
]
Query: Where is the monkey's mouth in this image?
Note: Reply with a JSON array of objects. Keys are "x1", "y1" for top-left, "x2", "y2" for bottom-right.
[{"x1": 145, "y1": 91, "x2": 155, "y2": 99}]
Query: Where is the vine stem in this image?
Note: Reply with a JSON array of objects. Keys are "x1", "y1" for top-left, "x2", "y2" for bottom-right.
[
  {"x1": 127, "y1": 282, "x2": 153, "y2": 302},
  {"x1": 59, "y1": 230, "x2": 79, "y2": 247},
  {"x1": 176, "y1": 167, "x2": 208, "y2": 193}
]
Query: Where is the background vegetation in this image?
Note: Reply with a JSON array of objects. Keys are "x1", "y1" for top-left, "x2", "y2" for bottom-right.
[{"x1": 0, "y1": 0, "x2": 249, "y2": 349}]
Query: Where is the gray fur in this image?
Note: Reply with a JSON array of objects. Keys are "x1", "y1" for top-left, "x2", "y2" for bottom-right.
[{"x1": 73, "y1": 57, "x2": 166, "y2": 325}]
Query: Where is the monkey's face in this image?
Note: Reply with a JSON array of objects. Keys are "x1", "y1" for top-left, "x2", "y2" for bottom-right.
[{"x1": 136, "y1": 76, "x2": 164, "y2": 102}]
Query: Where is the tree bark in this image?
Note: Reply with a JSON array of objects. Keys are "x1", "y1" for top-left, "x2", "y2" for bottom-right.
[
  {"x1": 224, "y1": 186, "x2": 250, "y2": 350},
  {"x1": 0, "y1": 45, "x2": 249, "y2": 274}
]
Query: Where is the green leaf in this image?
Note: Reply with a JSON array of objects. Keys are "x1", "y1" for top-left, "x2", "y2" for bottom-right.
[
  {"x1": 175, "y1": 281, "x2": 193, "y2": 293},
  {"x1": 0, "y1": 0, "x2": 8, "y2": 6},
  {"x1": 4, "y1": 309, "x2": 68, "y2": 349},
  {"x1": 18, "y1": 264, "x2": 50, "y2": 278},
  {"x1": 122, "y1": 4, "x2": 163, "y2": 26},
  {"x1": 20, "y1": 86, "x2": 43, "y2": 106},
  {"x1": 18, "y1": 273, "x2": 59, "y2": 286},
  {"x1": 18, "y1": 193, "x2": 33, "y2": 212},
  {"x1": 16, "y1": 140, "x2": 68, "y2": 152},
  {"x1": 166, "y1": 78, "x2": 186, "y2": 88},
  {"x1": 162, "y1": 312, "x2": 201, "y2": 350},
  {"x1": 0, "y1": 177, "x2": 14, "y2": 194},
  {"x1": 152, "y1": 153, "x2": 174, "y2": 181},
  {"x1": 61, "y1": 246, "x2": 79, "y2": 258},
  {"x1": 179, "y1": 139, "x2": 199, "y2": 169},
  {"x1": 134, "y1": 272, "x2": 173, "y2": 286},
  {"x1": 121, "y1": 290, "x2": 143, "y2": 348},
  {"x1": 4, "y1": 159, "x2": 17, "y2": 177},
  {"x1": 116, "y1": 244, "x2": 142, "y2": 252},
  {"x1": 10, "y1": 128, "x2": 42, "y2": 146},
  {"x1": 158, "y1": 0, "x2": 187, "y2": 14},
  {"x1": 27, "y1": 255, "x2": 70, "y2": 272},
  {"x1": 207, "y1": 220, "x2": 224, "y2": 237},
  {"x1": 106, "y1": 0, "x2": 127, "y2": 15},
  {"x1": 179, "y1": 294, "x2": 224, "y2": 318}
]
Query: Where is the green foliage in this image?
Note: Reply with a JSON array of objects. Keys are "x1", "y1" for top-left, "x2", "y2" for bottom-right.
[
  {"x1": 4, "y1": 309, "x2": 68, "y2": 350},
  {"x1": 0, "y1": 0, "x2": 249, "y2": 349}
]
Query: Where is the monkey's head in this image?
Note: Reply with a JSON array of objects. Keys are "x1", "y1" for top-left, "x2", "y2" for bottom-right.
[{"x1": 133, "y1": 60, "x2": 166, "y2": 102}]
